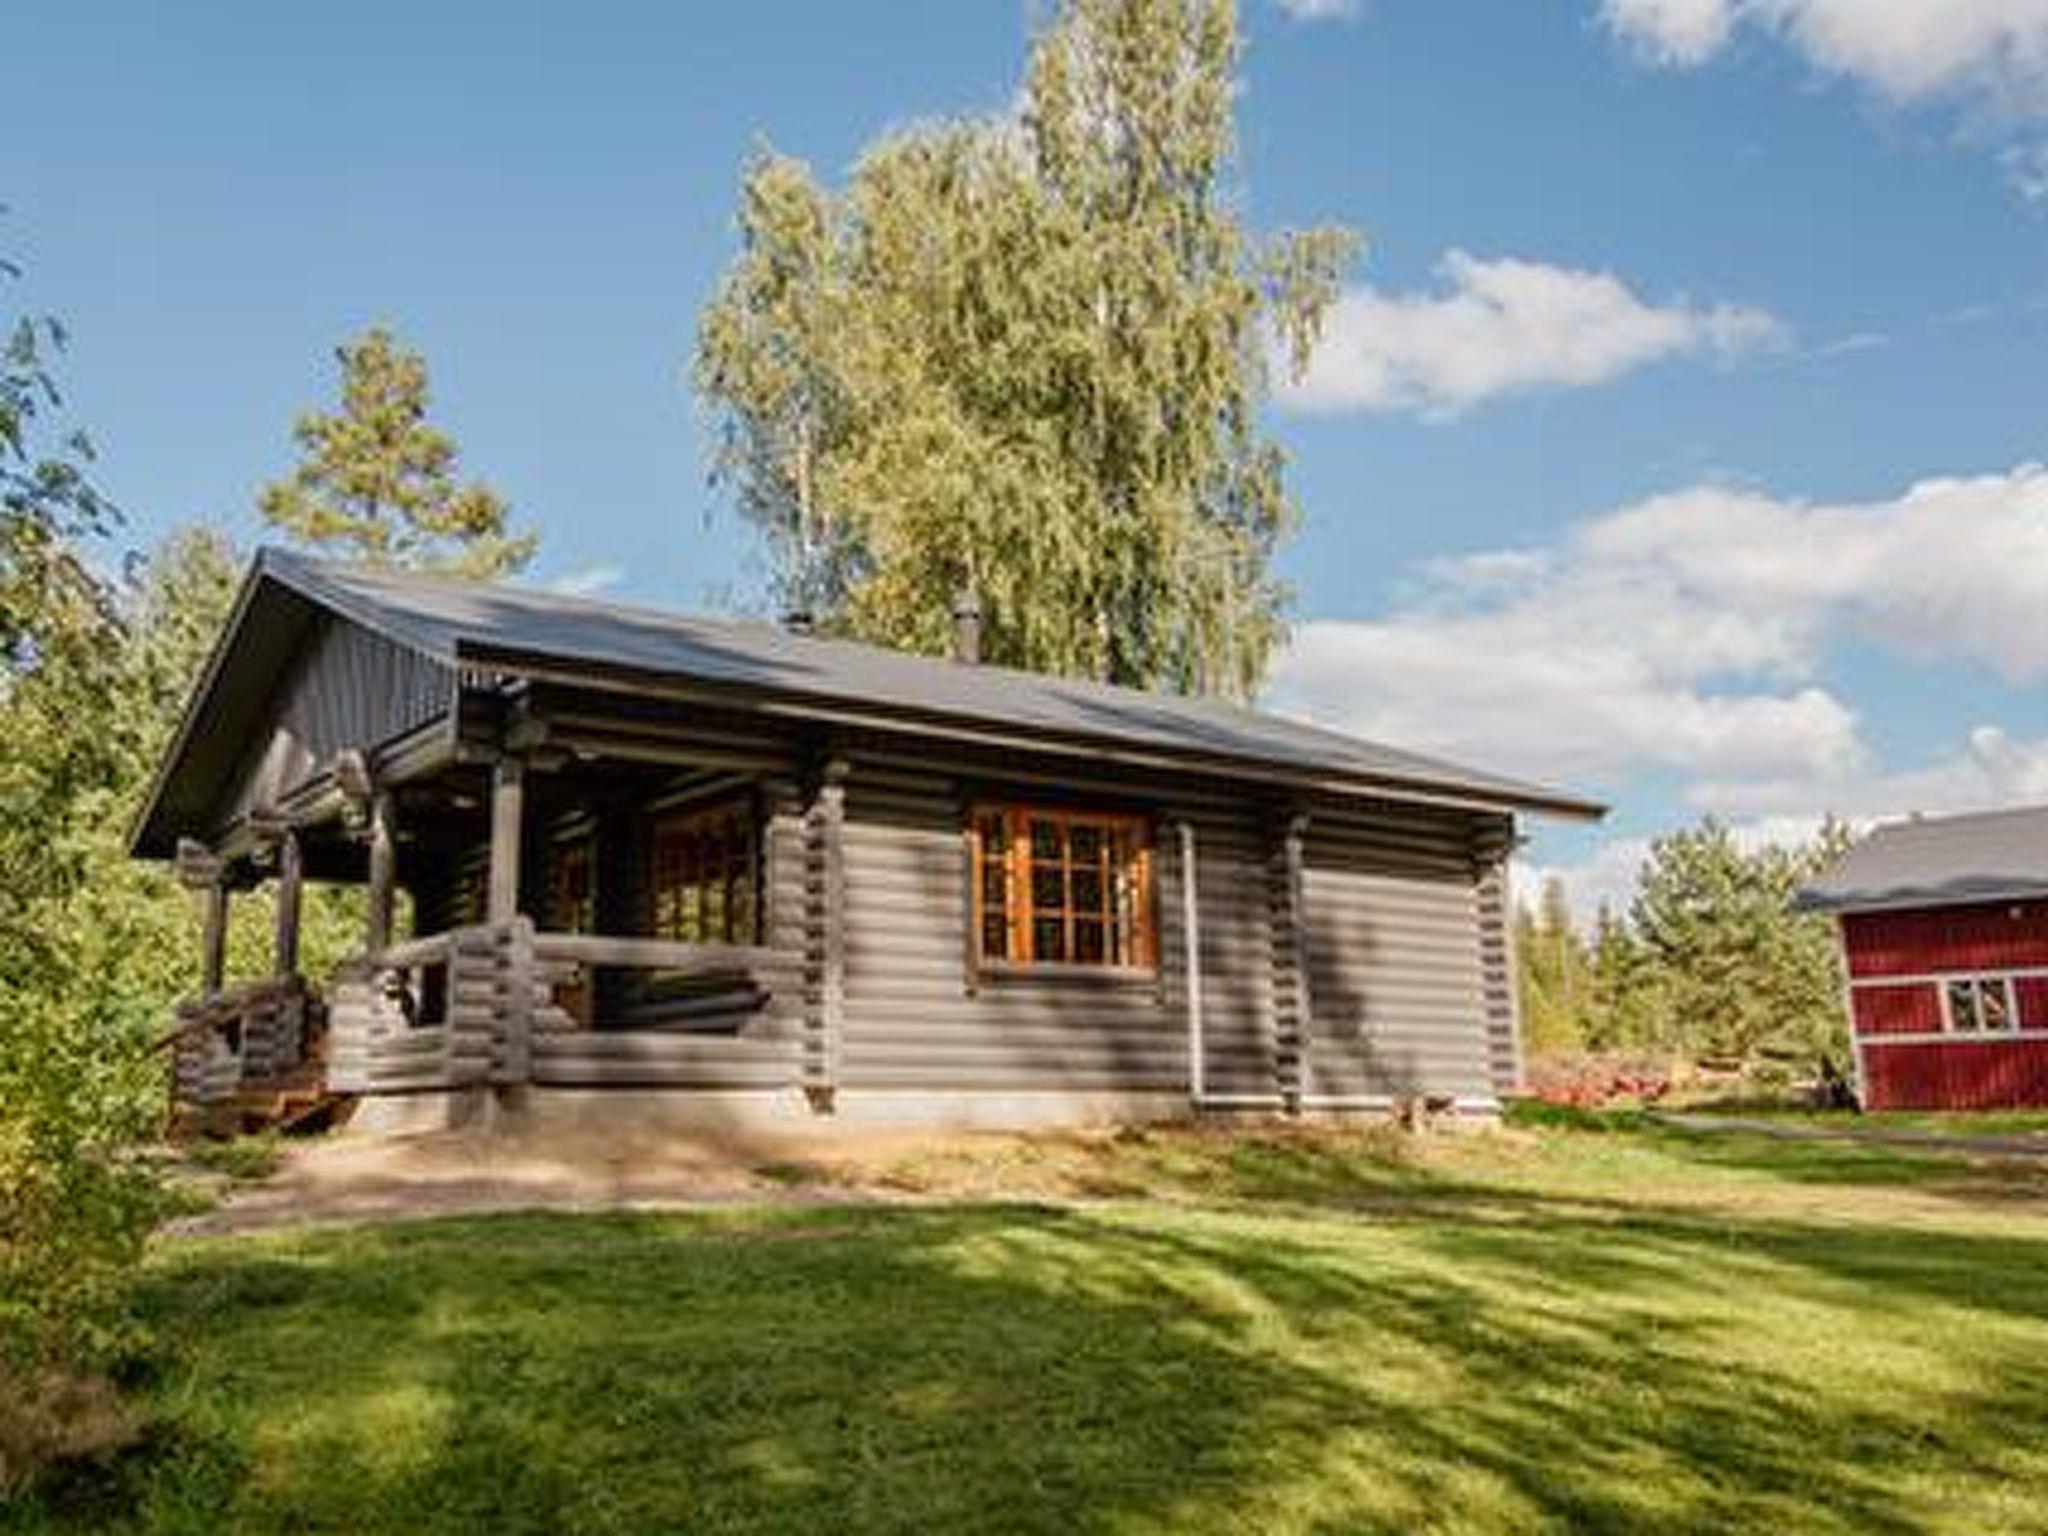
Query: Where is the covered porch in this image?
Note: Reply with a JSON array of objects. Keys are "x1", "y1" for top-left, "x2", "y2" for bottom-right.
[{"x1": 166, "y1": 728, "x2": 831, "y2": 1135}]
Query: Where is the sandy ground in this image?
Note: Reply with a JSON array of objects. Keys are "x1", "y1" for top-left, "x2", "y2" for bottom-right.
[{"x1": 162, "y1": 1120, "x2": 1090, "y2": 1237}]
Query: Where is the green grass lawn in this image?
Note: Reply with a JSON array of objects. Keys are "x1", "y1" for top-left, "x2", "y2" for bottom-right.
[{"x1": 12, "y1": 1122, "x2": 2048, "y2": 1534}]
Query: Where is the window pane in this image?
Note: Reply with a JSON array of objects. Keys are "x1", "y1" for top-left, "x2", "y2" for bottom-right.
[
  {"x1": 1031, "y1": 818, "x2": 1062, "y2": 860},
  {"x1": 971, "y1": 806, "x2": 1154, "y2": 970},
  {"x1": 1947, "y1": 979, "x2": 1979, "y2": 1032},
  {"x1": 1982, "y1": 980, "x2": 2013, "y2": 1032},
  {"x1": 1033, "y1": 916, "x2": 1067, "y2": 962}
]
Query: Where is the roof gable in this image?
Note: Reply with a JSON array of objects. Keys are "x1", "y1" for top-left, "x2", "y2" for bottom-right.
[{"x1": 131, "y1": 561, "x2": 455, "y2": 857}]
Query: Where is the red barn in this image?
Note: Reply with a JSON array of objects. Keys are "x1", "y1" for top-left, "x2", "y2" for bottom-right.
[{"x1": 1801, "y1": 807, "x2": 2048, "y2": 1111}]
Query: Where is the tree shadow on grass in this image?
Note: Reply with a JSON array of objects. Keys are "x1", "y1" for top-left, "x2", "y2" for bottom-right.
[{"x1": 16, "y1": 1180, "x2": 2048, "y2": 1536}]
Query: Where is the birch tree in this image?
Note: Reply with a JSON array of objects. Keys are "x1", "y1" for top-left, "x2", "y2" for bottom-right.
[{"x1": 696, "y1": 0, "x2": 1354, "y2": 695}]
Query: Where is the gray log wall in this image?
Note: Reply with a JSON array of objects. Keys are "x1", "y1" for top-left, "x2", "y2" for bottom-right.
[{"x1": 832, "y1": 756, "x2": 1518, "y2": 1107}]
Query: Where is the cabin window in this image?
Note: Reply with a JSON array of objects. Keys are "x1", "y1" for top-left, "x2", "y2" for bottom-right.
[
  {"x1": 646, "y1": 799, "x2": 758, "y2": 945},
  {"x1": 548, "y1": 837, "x2": 596, "y2": 934},
  {"x1": 1945, "y1": 975, "x2": 2018, "y2": 1034},
  {"x1": 444, "y1": 852, "x2": 488, "y2": 930},
  {"x1": 970, "y1": 805, "x2": 1156, "y2": 970}
]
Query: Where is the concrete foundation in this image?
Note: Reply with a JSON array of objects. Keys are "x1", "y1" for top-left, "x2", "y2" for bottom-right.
[{"x1": 341, "y1": 1083, "x2": 1500, "y2": 1142}]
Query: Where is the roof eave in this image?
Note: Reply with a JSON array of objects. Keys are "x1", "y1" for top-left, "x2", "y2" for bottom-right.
[
  {"x1": 454, "y1": 637, "x2": 1607, "y2": 823},
  {"x1": 1797, "y1": 882, "x2": 2048, "y2": 916}
]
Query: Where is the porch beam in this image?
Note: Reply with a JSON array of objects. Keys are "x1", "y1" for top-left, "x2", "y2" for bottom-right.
[{"x1": 488, "y1": 755, "x2": 526, "y2": 925}]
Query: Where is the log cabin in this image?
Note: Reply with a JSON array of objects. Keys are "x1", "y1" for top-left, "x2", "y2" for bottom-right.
[
  {"x1": 1800, "y1": 806, "x2": 2048, "y2": 1111},
  {"x1": 134, "y1": 548, "x2": 1602, "y2": 1136}
]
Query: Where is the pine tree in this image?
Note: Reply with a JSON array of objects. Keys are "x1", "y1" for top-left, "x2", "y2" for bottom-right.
[
  {"x1": 1584, "y1": 904, "x2": 1663, "y2": 1051},
  {"x1": 1628, "y1": 820, "x2": 1847, "y2": 1068},
  {"x1": 1515, "y1": 877, "x2": 1591, "y2": 1056},
  {"x1": 258, "y1": 327, "x2": 533, "y2": 578}
]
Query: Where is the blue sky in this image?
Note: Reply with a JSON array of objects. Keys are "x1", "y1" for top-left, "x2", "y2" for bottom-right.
[{"x1": 10, "y1": 0, "x2": 2048, "y2": 910}]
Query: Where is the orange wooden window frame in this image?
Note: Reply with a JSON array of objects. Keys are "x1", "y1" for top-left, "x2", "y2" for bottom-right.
[{"x1": 969, "y1": 804, "x2": 1157, "y2": 970}]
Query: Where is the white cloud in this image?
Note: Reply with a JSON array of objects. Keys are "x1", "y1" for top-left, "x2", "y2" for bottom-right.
[
  {"x1": 1602, "y1": 0, "x2": 1735, "y2": 66},
  {"x1": 1513, "y1": 836, "x2": 1653, "y2": 920},
  {"x1": 1522, "y1": 729, "x2": 2048, "y2": 922},
  {"x1": 1602, "y1": 0, "x2": 2048, "y2": 114},
  {"x1": 546, "y1": 564, "x2": 624, "y2": 598},
  {"x1": 1692, "y1": 726, "x2": 2048, "y2": 819},
  {"x1": 1272, "y1": 0, "x2": 1358, "y2": 18},
  {"x1": 1812, "y1": 330, "x2": 1888, "y2": 358},
  {"x1": 1280, "y1": 250, "x2": 1785, "y2": 417},
  {"x1": 2003, "y1": 140, "x2": 2048, "y2": 199},
  {"x1": 1266, "y1": 463, "x2": 2048, "y2": 799},
  {"x1": 1516, "y1": 812, "x2": 1838, "y2": 923}
]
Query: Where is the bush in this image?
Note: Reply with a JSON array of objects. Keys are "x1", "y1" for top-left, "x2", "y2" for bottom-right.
[{"x1": 0, "y1": 998, "x2": 169, "y2": 1494}]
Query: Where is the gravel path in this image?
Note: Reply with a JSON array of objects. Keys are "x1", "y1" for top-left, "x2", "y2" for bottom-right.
[{"x1": 1649, "y1": 1110, "x2": 2048, "y2": 1160}]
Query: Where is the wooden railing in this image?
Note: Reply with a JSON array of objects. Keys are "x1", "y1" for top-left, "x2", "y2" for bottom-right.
[
  {"x1": 327, "y1": 926, "x2": 507, "y2": 1093},
  {"x1": 168, "y1": 974, "x2": 318, "y2": 1115},
  {"x1": 325, "y1": 921, "x2": 799, "y2": 1096}
]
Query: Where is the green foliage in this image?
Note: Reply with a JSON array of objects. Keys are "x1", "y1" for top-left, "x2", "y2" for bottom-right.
[
  {"x1": 0, "y1": 245, "x2": 377, "y2": 1488},
  {"x1": 1631, "y1": 818, "x2": 1851, "y2": 1068},
  {"x1": 1517, "y1": 819, "x2": 1853, "y2": 1074},
  {"x1": 696, "y1": 0, "x2": 1355, "y2": 695},
  {"x1": 0, "y1": 530, "x2": 239, "y2": 1397},
  {"x1": 2, "y1": 257, "x2": 119, "y2": 678},
  {"x1": 258, "y1": 326, "x2": 533, "y2": 578},
  {"x1": 0, "y1": 511, "x2": 360, "y2": 1478},
  {"x1": 1584, "y1": 903, "x2": 1666, "y2": 1051},
  {"x1": 0, "y1": 260, "x2": 176, "y2": 1429},
  {"x1": 1514, "y1": 877, "x2": 1589, "y2": 1055}
]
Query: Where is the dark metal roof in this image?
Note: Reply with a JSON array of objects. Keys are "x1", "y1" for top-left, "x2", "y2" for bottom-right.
[
  {"x1": 135, "y1": 546, "x2": 1603, "y2": 854},
  {"x1": 1798, "y1": 804, "x2": 2048, "y2": 913}
]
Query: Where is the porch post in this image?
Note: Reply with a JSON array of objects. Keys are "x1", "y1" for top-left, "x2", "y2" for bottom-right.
[
  {"x1": 201, "y1": 882, "x2": 230, "y2": 997},
  {"x1": 366, "y1": 790, "x2": 397, "y2": 954},
  {"x1": 488, "y1": 756, "x2": 526, "y2": 925},
  {"x1": 273, "y1": 829, "x2": 303, "y2": 978}
]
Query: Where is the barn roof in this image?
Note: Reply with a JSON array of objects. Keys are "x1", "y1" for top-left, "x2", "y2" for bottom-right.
[
  {"x1": 1798, "y1": 804, "x2": 2048, "y2": 913},
  {"x1": 135, "y1": 547, "x2": 1604, "y2": 855}
]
